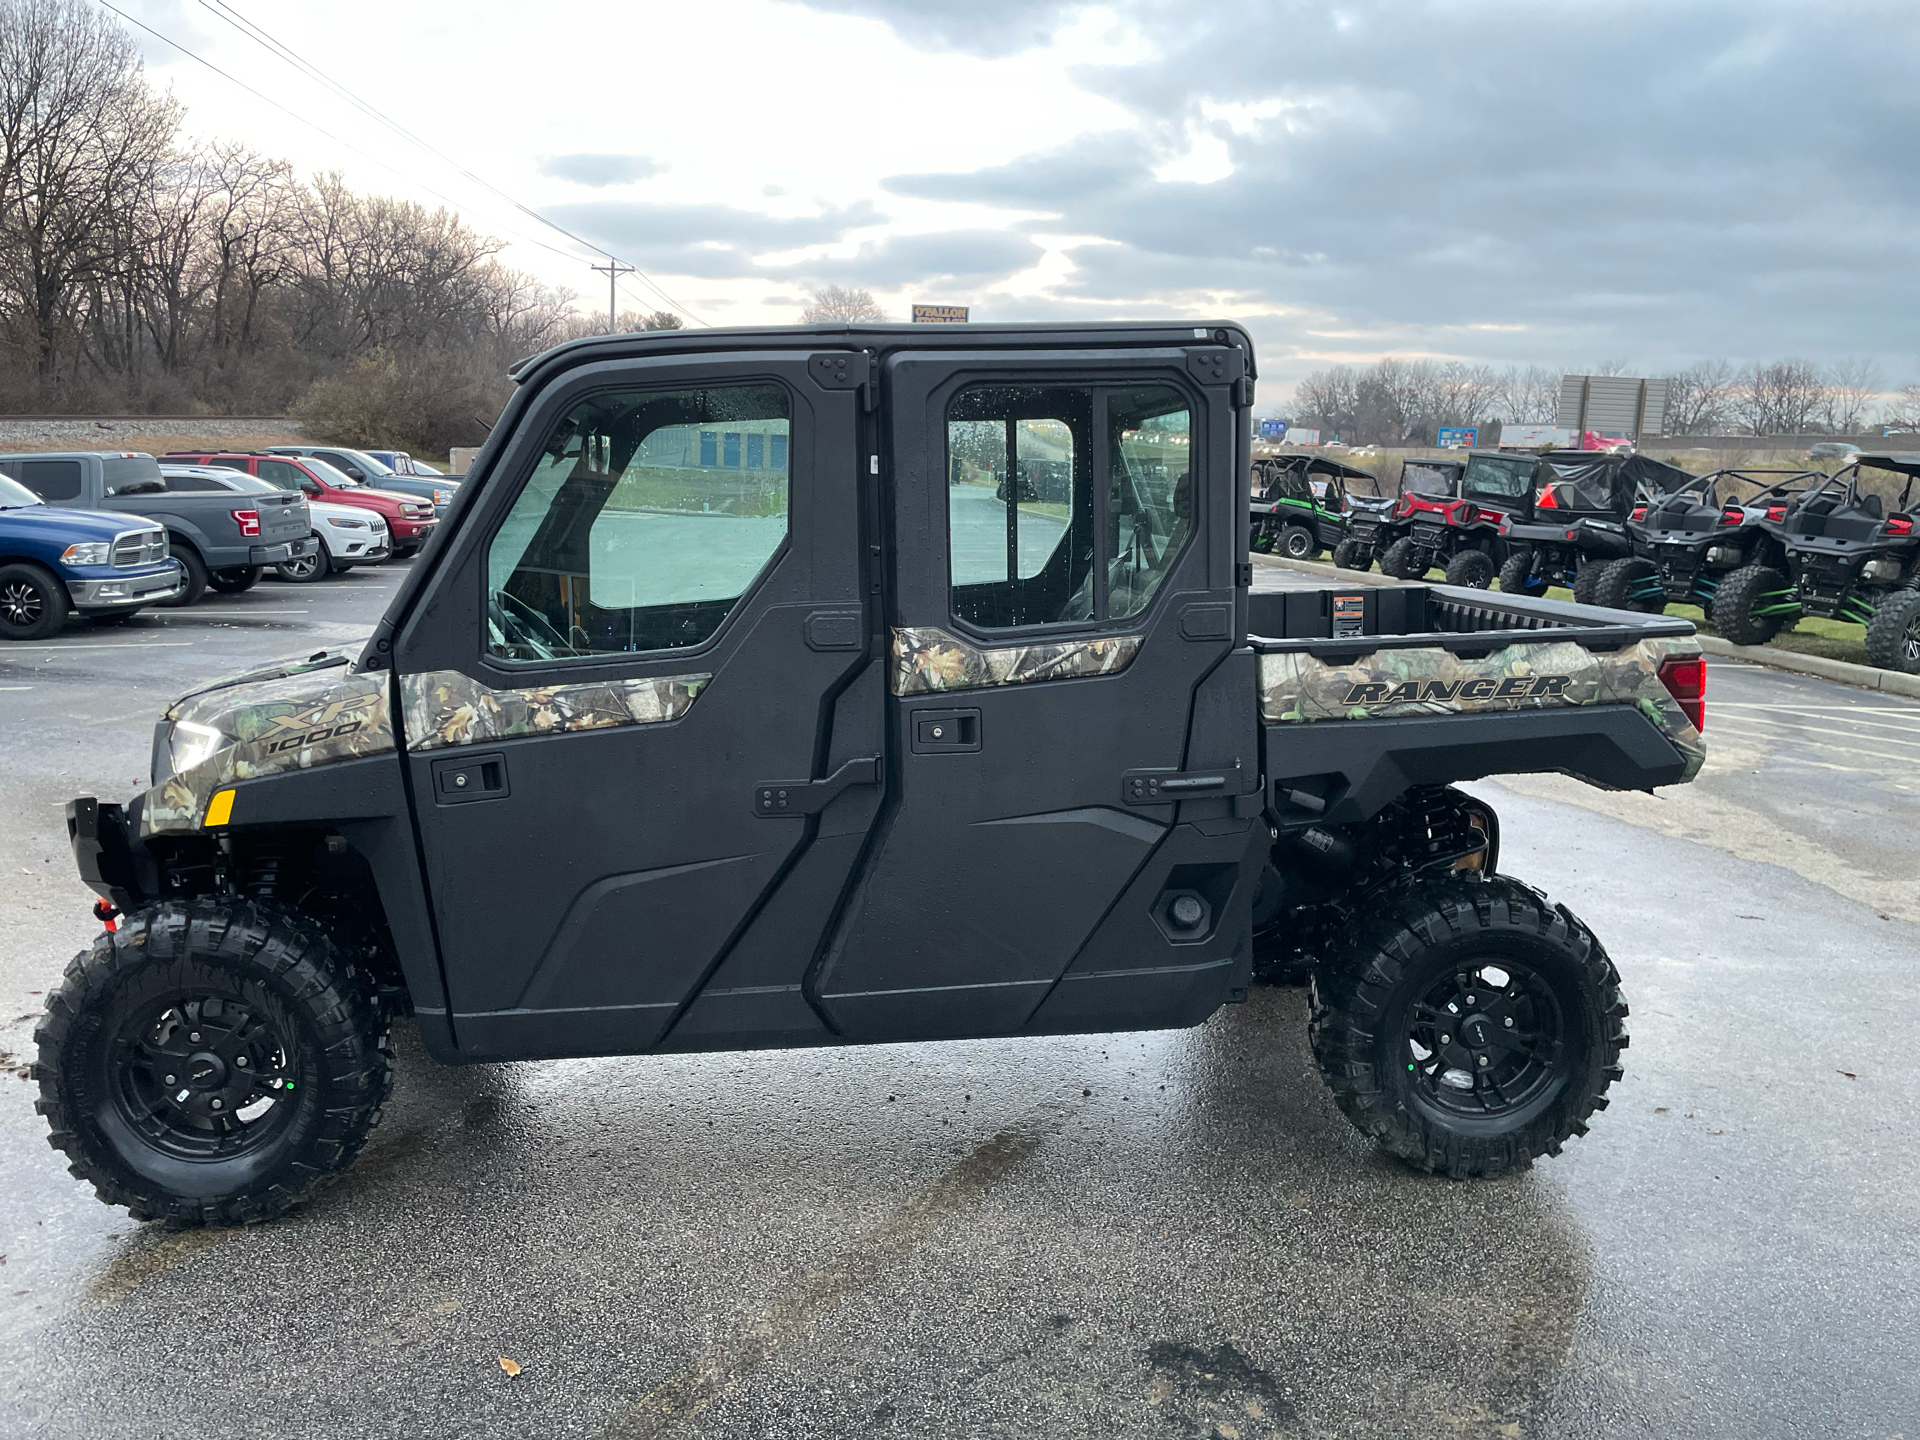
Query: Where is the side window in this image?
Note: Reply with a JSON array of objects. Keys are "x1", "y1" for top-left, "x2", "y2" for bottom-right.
[
  {"x1": 18, "y1": 460, "x2": 82, "y2": 501},
  {"x1": 945, "y1": 382, "x2": 1192, "y2": 631},
  {"x1": 164, "y1": 474, "x2": 223, "y2": 492},
  {"x1": 255, "y1": 460, "x2": 308, "y2": 490},
  {"x1": 947, "y1": 386, "x2": 1094, "y2": 629},
  {"x1": 485, "y1": 383, "x2": 790, "y2": 662}
]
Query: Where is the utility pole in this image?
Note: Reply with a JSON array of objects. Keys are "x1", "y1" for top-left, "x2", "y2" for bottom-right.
[{"x1": 589, "y1": 260, "x2": 634, "y2": 329}]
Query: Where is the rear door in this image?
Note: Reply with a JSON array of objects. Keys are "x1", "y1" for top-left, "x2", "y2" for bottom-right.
[
  {"x1": 390, "y1": 349, "x2": 881, "y2": 1059},
  {"x1": 814, "y1": 345, "x2": 1262, "y2": 1041}
]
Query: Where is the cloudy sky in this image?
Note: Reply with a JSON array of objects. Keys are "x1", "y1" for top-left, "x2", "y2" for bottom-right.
[{"x1": 126, "y1": 0, "x2": 1916, "y2": 391}]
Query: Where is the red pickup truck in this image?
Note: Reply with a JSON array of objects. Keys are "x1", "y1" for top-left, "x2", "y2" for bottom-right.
[{"x1": 164, "y1": 452, "x2": 438, "y2": 558}]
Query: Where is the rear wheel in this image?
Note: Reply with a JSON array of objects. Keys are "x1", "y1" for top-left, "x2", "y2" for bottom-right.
[
  {"x1": 1571, "y1": 564, "x2": 1605, "y2": 606},
  {"x1": 0, "y1": 562, "x2": 69, "y2": 640},
  {"x1": 1379, "y1": 537, "x2": 1422, "y2": 579},
  {"x1": 1593, "y1": 556, "x2": 1665, "y2": 614},
  {"x1": 207, "y1": 566, "x2": 262, "y2": 595},
  {"x1": 1332, "y1": 538, "x2": 1372, "y2": 572},
  {"x1": 1442, "y1": 548, "x2": 1495, "y2": 589},
  {"x1": 156, "y1": 545, "x2": 207, "y2": 607},
  {"x1": 1712, "y1": 564, "x2": 1797, "y2": 646},
  {"x1": 1309, "y1": 873, "x2": 1626, "y2": 1178},
  {"x1": 1496, "y1": 550, "x2": 1549, "y2": 597},
  {"x1": 34, "y1": 899, "x2": 390, "y2": 1225},
  {"x1": 1280, "y1": 524, "x2": 1317, "y2": 560},
  {"x1": 276, "y1": 539, "x2": 331, "y2": 583},
  {"x1": 1864, "y1": 590, "x2": 1920, "y2": 673}
]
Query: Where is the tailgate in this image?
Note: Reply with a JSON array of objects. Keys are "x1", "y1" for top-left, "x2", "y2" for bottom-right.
[{"x1": 254, "y1": 491, "x2": 309, "y2": 542}]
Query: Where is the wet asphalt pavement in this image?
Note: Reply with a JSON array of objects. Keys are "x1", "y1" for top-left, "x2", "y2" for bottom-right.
[{"x1": 0, "y1": 561, "x2": 1915, "y2": 1438}]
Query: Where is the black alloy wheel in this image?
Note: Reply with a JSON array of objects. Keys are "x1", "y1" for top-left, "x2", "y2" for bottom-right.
[
  {"x1": 1280, "y1": 524, "x2": 1317, "y2": 560},
  {"x1": 1864, "y1": 589, "x2": 1920, "y2": 674},
  {"x1": 0, "y1": 562, "x2": 68, "y2": 640},
  {"x1": 106, "y1": 994, "x2": 299, "y2": 1162},
  {"x1": 1402, "y1": 961, "x2": 1564, "y2": 1119}
]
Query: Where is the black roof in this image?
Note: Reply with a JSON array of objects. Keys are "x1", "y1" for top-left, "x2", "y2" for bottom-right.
[{"x1": 1857, "y1": 454, "x2": 1920, "y2": 475}]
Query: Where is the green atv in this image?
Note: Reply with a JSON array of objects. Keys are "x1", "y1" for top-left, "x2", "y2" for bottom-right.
[{"x1": 1250, "y1": 455, "x2": 1376, "y2": 560}]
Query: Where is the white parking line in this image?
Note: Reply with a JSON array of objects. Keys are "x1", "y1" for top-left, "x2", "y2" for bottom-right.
[{"x1": 0, "y1": 685, "x2": 31, "y2": 691}]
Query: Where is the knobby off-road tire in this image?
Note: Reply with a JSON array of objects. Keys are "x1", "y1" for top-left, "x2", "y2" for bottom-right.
[
  {"x1": 1379, "y1": 537, "x2": 1423, "y2": 579},
  {"x1": 1308, "y1": 873, "x2": 1626, "y2": 1179},
  {"x1": 1497, "y1": 550, "x2": 1548, "y2": 597},
  {"x1": 1571, "y1": 564, "x2": 1605, "y2": 607},
  {"x1": 34, "y1": 899, "x2": 390, "y2": 1225},
  {"x1": 1280, "y1": 524, "x2": 1318, "y2": 560},
  {"x1": 1442, "y1": 548, "x2": 1496, "y2": 589},
  {"x1": 1711, "y1": 563, "x2": 1794, "y2": 646},
  {"x1": 1864, "y1": 590, "x2": 1920, "y2": 673},
  {"x1": 1332, "y1": 538, "x2": 1373, "y2": 572},
  {"x1": 1594, "y1": 556, "x2": 1664, "y2": 614}
]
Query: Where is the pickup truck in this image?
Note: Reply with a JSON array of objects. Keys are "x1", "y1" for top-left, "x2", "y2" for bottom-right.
[
  {"x1": 38, "y1": 321, "x2": 1708, "y2": 1225},
  {"x1": 166, "y1": 451, "x2": 438, "y2": 557},
  {"x1": 0, "y1": 472, "x2": 183, "y2": 638},
  {"x1": 0, "y1": 451, "x2": 315, "y2": 604}
]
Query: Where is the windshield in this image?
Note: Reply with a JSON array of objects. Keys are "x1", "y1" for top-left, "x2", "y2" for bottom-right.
[
  {"x1": 340, "y1": 449, "x2": 395, "y2": 478},
  {"x1": 304, "y1": 458, "x2": 362, "y2": 488},
  {"x1": 0, "y1": 474, "x2": 43, "y2": 507},
  {"x1": 1462, "y1": 455, "x2": 1536, "y2": 499}
]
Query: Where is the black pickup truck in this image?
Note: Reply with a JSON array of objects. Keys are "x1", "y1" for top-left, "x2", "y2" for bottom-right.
[
  {"x1": 38, "y1": 322, "x2": 1707, "y2": 1225},
  {"x1": 0, "y1": 451, "x2": 316, "y2": 603}
]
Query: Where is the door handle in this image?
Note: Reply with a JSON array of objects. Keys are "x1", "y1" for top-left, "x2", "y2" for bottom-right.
[
  {"x1": 429, "y1": 751, "x2": 510, "y2": 806},
  {"x1": 753, "y1": 756, "x2": 880, "y2": 817}
]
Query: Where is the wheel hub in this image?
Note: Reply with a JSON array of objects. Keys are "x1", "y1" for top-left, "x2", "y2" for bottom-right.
[
  {"x1": 1, "y1": 582, "x2": 41, "y2": 623},
  {"x1": 1405, "y1": 961, "x2": 1565, "y2": 1115},
  {"x1": 109, "y1": 995, "x2": 296, "y2": 1158}
]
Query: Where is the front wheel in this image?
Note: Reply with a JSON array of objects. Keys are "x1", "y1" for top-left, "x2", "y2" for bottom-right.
[
  {"x1": 1332, "y1": 538, "x2": 1373, "y2": 572},
  {"x1": 1864, "y1": 590, "x2": 1920, "y2": 673},
  {"x1": 208, "y1": 566, "x2": 262, "y2": 595},
  {"x1": 1593, "y1": 556, "x2": 1665, "y2": 614},
  {"x1": 1379, "y1": 537, "x2": 1422, "y2": 579},
  {"x1": 1571, "y1": 564, "x2": 1605, "y2": 607},
  {"x1": 34, "y1": 900, "x2": 390, "y2": 1225},
  {"x1": 0, "y1": 562, "x2": 69, "y2": 640},
  {"x1": 1711, "y1": 563, "x2": 1796, "y2": 646},
  {"x1": 1497, "y1": 550, "x2": 1549, "y2": 597},
  {"x1": 1442, "y1": 548, "x2": 1495, "y2": 589},
  {"x1": 1309, "y1": 874, "x2": 1626, "y2": 1178}
]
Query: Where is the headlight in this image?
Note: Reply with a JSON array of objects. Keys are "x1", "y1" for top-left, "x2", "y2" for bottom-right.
[
  {"x1": 433, "y1": 490, "x2": 449, "y2": 504},
  {"x1": 326, "y1": 516, "x2": 367, "y2": 529},
  {"x1": 166, "y1": 720, "x2": 227, "y2": 778},
  {"x1": 60, "y1": 542, "x2": 113, "y2": 566}
]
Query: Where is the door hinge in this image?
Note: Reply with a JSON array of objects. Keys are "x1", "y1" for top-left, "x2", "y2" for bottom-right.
[
  {"x1": 753, "y1": 756, "x2": 881, "y2": 817},
  {"x1": 1236, "y1": 561, "x2": 1253, "y2": 587}
]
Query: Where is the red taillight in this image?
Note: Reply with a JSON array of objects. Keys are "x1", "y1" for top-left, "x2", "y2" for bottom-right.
[
  {"x1": 1765, "y1": 504, "x2": 1788, "y2": 523},
  {"x1": 1658, "y1": 654, "x2": 1706, "y2": 732},
  {"x1": 1394, "y1": 495, "x2": 1414, "y2": 518},
  {"x1": 1631, "y1": 505, "x2": 1647, "y2": 520},
  {"x1": 1537, "y1": 486, "x2": 1559, "y2": 509},
  {"x1": 1449, "y1": 502, "x2": 1480, "y2": 525},
  {"x1": 1887, "y1": 515, "x2": 1914, "y2": 536},
  {"x1": 1719, "y1": 506, "x2": 1744, "y2": 526},
  {"x1": 231, "y1": 509, "x2": 260, "y2": 537}
]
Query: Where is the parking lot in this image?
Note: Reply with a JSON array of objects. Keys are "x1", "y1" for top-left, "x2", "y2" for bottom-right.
[{"x1": 0, "y1": 562, "x2": 1916, "y2": 1438}]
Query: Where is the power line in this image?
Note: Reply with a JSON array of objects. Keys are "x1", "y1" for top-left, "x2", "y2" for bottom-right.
[{"x1": 195, "y1": 0, "x2": 707, "y2": 325}]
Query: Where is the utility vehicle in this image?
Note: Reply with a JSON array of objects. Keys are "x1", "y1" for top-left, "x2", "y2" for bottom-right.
[
  {"x1": 1711, "y1": 454, "x2": 1920, "y2": 669},
  {"x1": 1248, "y1": 454, "x2": 1372, "y2": 559},
  {"x1": 1497, "y1": 451, "x2": 1692, "y2": 603},
  {"x1": 1591, "y1": 468, "x2": 1817, "y2": 615},
  {"x1": 38, "y1": 322, "x2": 1707, "y2": 1223},
  {"x1": 1333, "y1": 457, "x2": 1461, "y2": 572},
  {"x1": 1376, "y1": 451, "x2": 1537, "y2": 587}
]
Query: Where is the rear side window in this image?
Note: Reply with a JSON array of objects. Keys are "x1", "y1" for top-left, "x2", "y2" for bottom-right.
[
  {"x1": 946, "y1": 382, "x2": 1192, "y2": 631},
  {"x1": 1462, "y1": 456, "x2": 1535, "y2": 499},
  {"x1": 255, "y1": 460, "x2": 309, "y2": 490},
  {"x1": 164, "y1": 474, "x2": 226, "y2": 493},
  {"x1": 17, "y1": 459, "x2": 82, "y2": 501},
  {"x1": 102, "y1": 455, "x2": 163, "y2": 495},
  {"x1": 485, "y1": 383, "x2": 791, "y2": 661}
]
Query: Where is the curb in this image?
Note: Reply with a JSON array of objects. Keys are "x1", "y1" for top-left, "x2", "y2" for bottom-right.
[{"x1": 1250, "y1": 553, "x2": 1920, "y2": 700}]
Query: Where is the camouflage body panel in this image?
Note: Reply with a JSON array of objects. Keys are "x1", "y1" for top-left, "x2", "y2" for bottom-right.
[
  {"x1": 890, "y1": 626, "x2": 1141, "y2": 696},
  {"x1": 144, "y1": 665, "x2": 395, "y2": 836},
  {"x1": 1258, "y1": 635, "x2": 1706, "y2": 781},
  {"x1": 399, "y1": 670, "x2": 710, "y2": 752}
]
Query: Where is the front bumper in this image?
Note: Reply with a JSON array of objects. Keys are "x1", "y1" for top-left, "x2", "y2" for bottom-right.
[
  {"x1": 390, "y1": 517, "x2": 438, "y2": 542},
  {"x1": 67, "y1": 563, "x2": 185, "y2": 610}
]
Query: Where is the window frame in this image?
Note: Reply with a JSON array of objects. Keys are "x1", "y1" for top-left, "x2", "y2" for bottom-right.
[
  {"x1": 939, "y1": 373, "x2": 1202, "y2": 642},
  {"x1": 477, "y1": 373, "x2": 801, "y2": 671}
]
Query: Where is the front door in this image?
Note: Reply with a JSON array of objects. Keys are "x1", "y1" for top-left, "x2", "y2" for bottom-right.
[
  {"x1": 813, "y1": 346, "x2": 1262, "y2": 1041},
  {"x1": 392, "y1": 350, "x2": 881, "y2": 1059}
]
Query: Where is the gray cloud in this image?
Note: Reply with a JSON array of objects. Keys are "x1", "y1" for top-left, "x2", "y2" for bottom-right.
[
  {"x1": 812, "y1": 0, "x2": 1920, "y2": 382},
  {"x1": 538, "y1": 153, "x2": 663, "y2": 187},
  {"x1": 544, "y1": 199, "x2": 887, "y2": 277},
  {"x1": 788, "y1": 229, "x2": 1045, "y2": 288}
]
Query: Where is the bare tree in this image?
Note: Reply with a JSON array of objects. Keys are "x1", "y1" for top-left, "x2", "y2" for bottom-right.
[
  {"x1": 1820, "y1": 357, "x2": 1883, "y2": 434},
  {"x1": 1737, "y1": 360, "x2": 1828, "y2": 435},
  {"x1": 801, "y1": 285, "x2": 885, "y2": 323},
  {"x1": 1493, "y1": 365, "x2": 1560, "y2": 425},
  {"x1": 1883, "y1": 382, "x2": 1920, "y2": 433},
  {"x1": 1664, "y1": 359, "x2": 1739, "y2": 435}
]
